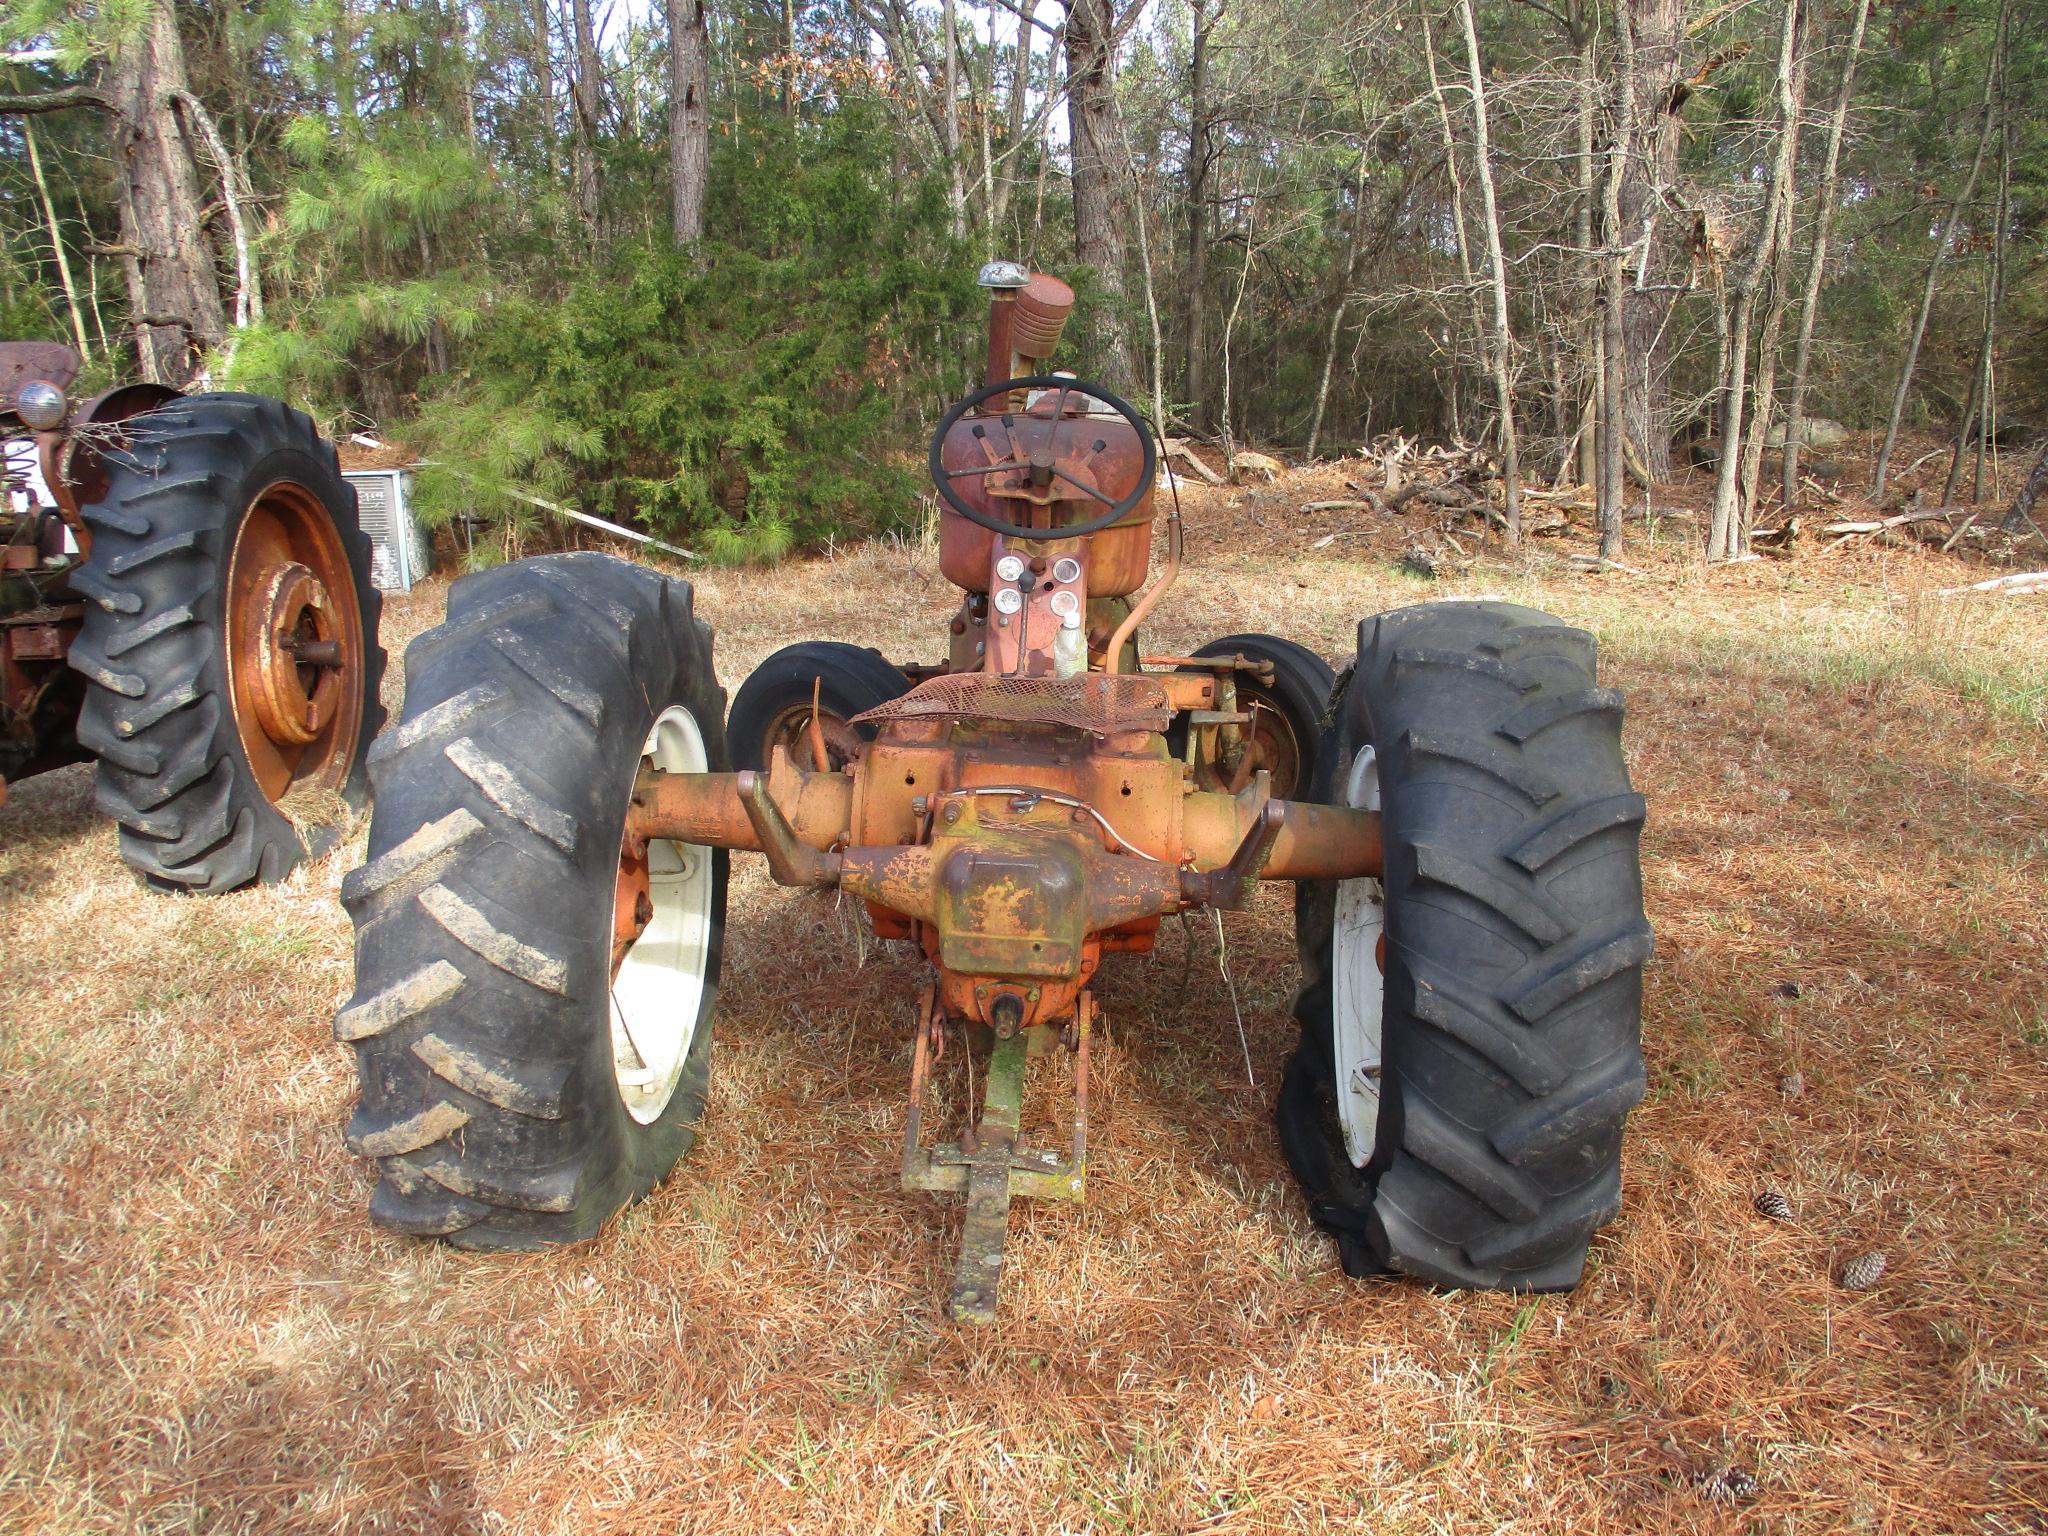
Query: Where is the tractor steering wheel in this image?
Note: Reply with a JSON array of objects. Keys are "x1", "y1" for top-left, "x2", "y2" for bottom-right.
[{"x1": 928, "y1": 375, "x2": 1157, "y2": 541}]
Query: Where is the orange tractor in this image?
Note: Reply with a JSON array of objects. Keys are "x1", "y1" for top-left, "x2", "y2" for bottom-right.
[
  {"x1": 1, "y1": 342, "x2": 382, "y2": 889},
  {"x1": 336, "y1": 266, "x2": 1650, "y2": 1319}
]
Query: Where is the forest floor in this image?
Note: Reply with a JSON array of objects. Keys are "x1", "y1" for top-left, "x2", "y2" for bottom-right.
[{"x1": 4, "y1": 447, "x2": 2048, "y2": 1534}]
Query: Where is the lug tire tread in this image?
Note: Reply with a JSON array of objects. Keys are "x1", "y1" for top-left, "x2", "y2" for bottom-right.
[
  {"x1": 338, "y1": 553, "x2": 728, "y2": 1248},
  {"x1": 67, "y1": 393, "x2": 385, "y2": 890},
  {"x1": 1283, "y1": 601, "x2": 1650, "y2": 1291}
]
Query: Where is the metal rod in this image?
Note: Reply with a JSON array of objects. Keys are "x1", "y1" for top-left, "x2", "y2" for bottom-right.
[{"x1": 1103, "y1": 506, "x2": 1181, "y2": 673}]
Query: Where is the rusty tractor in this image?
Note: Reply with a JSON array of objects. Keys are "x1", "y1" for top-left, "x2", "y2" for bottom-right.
[
  {"x1": 335, "y1": 264, "x2": 1650, "y2": 1319},
  {"x1": 1, "y1": 342, "x2": 384, "y2": 889}
]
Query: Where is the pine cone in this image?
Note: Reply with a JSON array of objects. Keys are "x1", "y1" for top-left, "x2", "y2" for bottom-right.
[
  {"x1": 1753, "y1": 1188, "x2": 1794, "y2": 1222},
  {"x1": 1696, "y1": 1465, "x2": 1761, "y2": 1503},
  {"x1": 1839, "y1": 1250, "x2": 1887, "y2": 1291}
]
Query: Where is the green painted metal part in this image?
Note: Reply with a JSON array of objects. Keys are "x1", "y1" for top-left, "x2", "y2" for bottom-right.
[{"x1": 902, "y1": 1006, "x2": 1090, "y2": 1324}]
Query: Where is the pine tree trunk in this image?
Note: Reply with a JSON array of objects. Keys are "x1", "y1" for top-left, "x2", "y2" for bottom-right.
[
  {"x1": 1781, "y1": 0, "x2": 1869, "y2": 506},
  {"x1": 1063, "y1": 0, "x2": 1134, "y2": 389},
  {"x1": 668, "y1": 0, "x2": 710, "y2": 244},
  {"x1": 572, "y1": 0, "x2": 604, "y2": 233},
  {"x1": 1619, "y1": 0, "x2": 1685, "y2": 481},
  {"x1": 102, "y1": 0, "x2": 227, "y2": 385},
  {"x1": 1872, "y1": 0, "x2": 2006, "y2": 500}
]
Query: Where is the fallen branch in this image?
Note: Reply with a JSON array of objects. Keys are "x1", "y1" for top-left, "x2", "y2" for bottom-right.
[
  {"x1": 1392, "y1": 484, "x2": 1474, "y2": 513},
  {"x1": 1822, "y1": 508, "x2": 1956, "y2": 542},
  {"x1": 1302, "y1": 497, "x2": 1381, "y2": 515},
  {"x1": 1938, "y1": 569, "x2": 2048, "y2": 596},
  {"x1": 1938, "y1": 509, "x2": 1982, "y2": 554},
  {"x1": 504, "y1": 489, "x2": 699, "y2": 561},
  {"x1": 1567, "y1": 552, "x2": 1653, "y2": 577},
  {"x1": 1897, "y1": 446, "x2": 1947, "y2": 481}
]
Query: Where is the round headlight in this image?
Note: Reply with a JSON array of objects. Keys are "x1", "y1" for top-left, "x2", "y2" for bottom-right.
[{"x1": 15, "y1": 379, "x2": 67, "y2": 430}]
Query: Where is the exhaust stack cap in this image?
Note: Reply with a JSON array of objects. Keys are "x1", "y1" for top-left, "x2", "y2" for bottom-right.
[{"x1": 977, "y1": 260, "x2": 1031, "y2": 289}]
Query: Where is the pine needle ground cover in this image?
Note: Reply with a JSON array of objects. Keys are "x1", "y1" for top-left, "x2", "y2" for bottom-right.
[{"x1": 3, "y1": 480, "x2": 2045, "y2": 1533}]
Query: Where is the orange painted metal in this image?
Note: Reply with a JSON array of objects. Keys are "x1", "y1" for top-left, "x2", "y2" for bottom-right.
[{"x1": 936, "y1": 383, "x2": 1155, "y2": 597}]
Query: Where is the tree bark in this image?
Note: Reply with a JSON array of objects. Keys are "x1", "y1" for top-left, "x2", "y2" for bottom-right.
[
  {"x1": 572, "y1": 0, "x2": 604, "y2": 232},
  {"x1": 1575, "y1": 16, "x2": 1600, "y2": 494},
  {"x1": 1707, "y1": 0, "x2": 1802, "y2": 560},
  {"x1": 1597, "y1": 0, "x2": 1635, "y2": 554},
  {"x1": 943, "y1": 0, "x2": 966, "y2": 239},
  {"x1": 1619, "y1": 0, "x2": 1685, "y2": 480},
  {"x1": 2000, "y1": 440, "x2": 2047, "y2": 535},
  {"x1": 1780, "y1": 0, "x2": 1869, "y2": 506},
  {"x1": 668, "y1": 0, "x2": 710, "y2": 244},
  {"x1": 528, "y1": 0, "x2": 558, "y2": 181},
  {"x1": 108, "y1": 0, "x2": 227, "y2": 385},
  {"x1": 1457, "y1": 0, "x2": 1523, "y2": 544},
  {"x1": 1949, "y1": 87, "x2": 2009, "y2": 505},
  {"x1": 1182, "y1": 0, "x2": 1216, "y2": 431},
  {"x1": 1062, "y1": 0, "x2": 1134, "y2": 389},
  {"x1": 1733, "y1": 7, "x2": 1806, "y2": 534},
  {"x1": 171, "y1": 89, "x2": 260, "y2": 331},
  {"x1": 1872, "y1": 0, "x2": 2006, "y2": 500},
  {"x1": 1421, "y1": 15, "x2": 1487, "y2": 410},
  {"x1": 1306, "y1": 147, "x2": 1378, "y2": 462}
]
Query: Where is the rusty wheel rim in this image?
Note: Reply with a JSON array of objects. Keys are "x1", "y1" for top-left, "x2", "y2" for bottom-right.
[
  {"x1": 1199, "y1": 693, "x2": 1304, "y2": 799},
  {"x1": 761, "y1": 703, "x2": 866, "y2": 772},
  {"x1": 222, "y1": 479, "x2": 366, "y2": 805}
]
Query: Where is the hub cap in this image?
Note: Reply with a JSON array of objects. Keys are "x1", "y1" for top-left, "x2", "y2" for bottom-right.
[{"x1": 610, "y1": 706, "x2": 716, "y2": 1124}]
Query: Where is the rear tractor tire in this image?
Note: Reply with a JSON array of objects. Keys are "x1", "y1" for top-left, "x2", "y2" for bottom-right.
[
  {"x1": 335, "y1": 552, "x2": 728, "y2": 1248},
  {"x1": 726, "y1": 639, "x2": 911, "y2": 772},
  {"x1": 67, "y1": 393, "x2": 385, "y2": 891},
  {"x1": 1280, "y1": 601, "x2": 1651, "y2": 1291}
]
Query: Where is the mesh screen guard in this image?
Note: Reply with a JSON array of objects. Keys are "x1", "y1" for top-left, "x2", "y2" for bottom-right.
[{"x1": 851, "y1": 671, "x2": 1174, "y2": 736}]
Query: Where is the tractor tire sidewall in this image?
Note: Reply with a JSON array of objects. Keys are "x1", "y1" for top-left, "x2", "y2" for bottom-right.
[
  {"x1": 1177, "y1": 633, "x2": 1338, "y2": 803},
  {"x1": 726, "y1": 639, "x2": 911, "y2": 772},
  {"x1": 69, "y1": 393, "x2": 385, "y2": 890},
  {"x1": 1285, "y1": 601, "x2": 1651, "y2": 1291},
  {"x1": 339, "y1": 552, "x2": 727, "y2": 1249}
]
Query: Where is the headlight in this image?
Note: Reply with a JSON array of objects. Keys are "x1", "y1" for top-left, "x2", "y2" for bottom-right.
[{"x1": 15, "y1": 379, "x2": 66, "y2": 430}]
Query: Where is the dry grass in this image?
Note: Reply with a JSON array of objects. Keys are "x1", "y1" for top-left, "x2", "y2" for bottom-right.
[{"x1": 4, "y1": 469, "x2": 2047, "y2": 1534}]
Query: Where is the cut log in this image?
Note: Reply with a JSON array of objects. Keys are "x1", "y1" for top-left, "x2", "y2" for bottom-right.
[{"x1": 1160, "y1": 438, "x2": 1227, "y2": 485}]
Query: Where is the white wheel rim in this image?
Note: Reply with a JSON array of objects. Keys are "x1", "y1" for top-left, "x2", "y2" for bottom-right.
[
  {"x1": 1332, "y1": 744, "x2": 1385, "y2": 1168},
  {"x1": 611, "y1": 706, "x2": 715, "y2": 1124}
]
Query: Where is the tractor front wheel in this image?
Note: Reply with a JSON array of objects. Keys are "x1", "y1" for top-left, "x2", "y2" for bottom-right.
[
  {"x1": 1174, "y1": 632, "x2": 1335, "y2": 802},
  {"x1": 336, "y1": 552, "x2": 727, "y2": 1248},
  {"x1": 1281, "y1": 601, "x2": 1650, "y2": 1291},
  {"x1": 726, "y1": 639, "x2": 911, "y2": 772}
]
